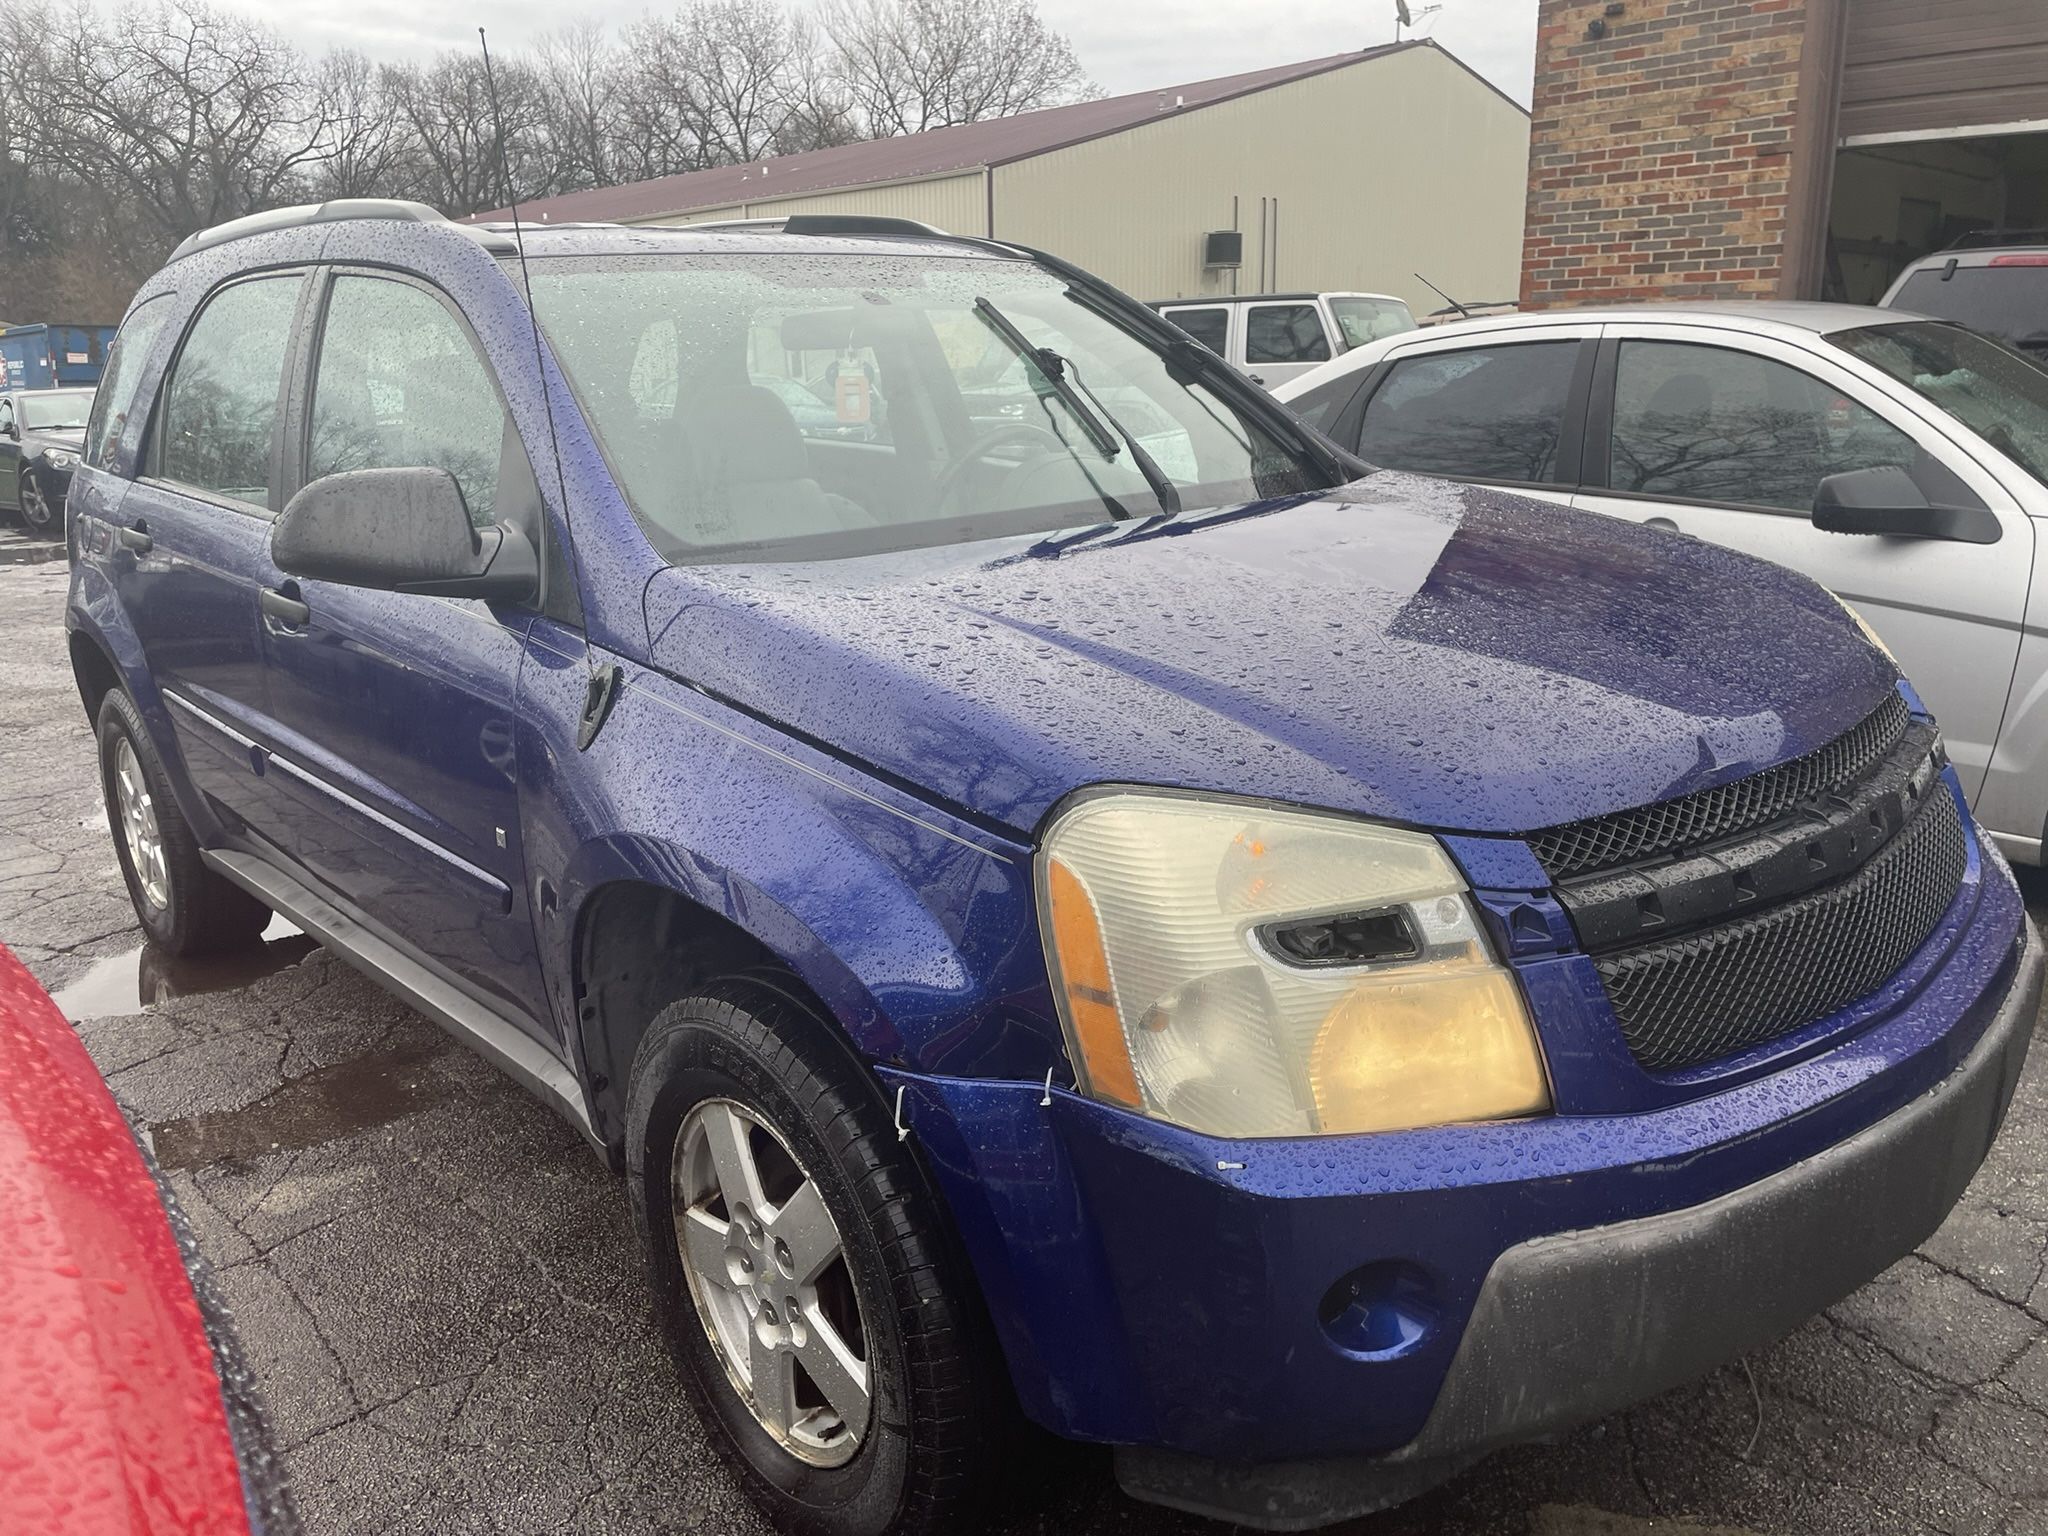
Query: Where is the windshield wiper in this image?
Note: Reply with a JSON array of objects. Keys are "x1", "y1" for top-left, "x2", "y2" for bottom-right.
[{"x1": 972, "y1": 297, "x2": 1180, "y2": 517}]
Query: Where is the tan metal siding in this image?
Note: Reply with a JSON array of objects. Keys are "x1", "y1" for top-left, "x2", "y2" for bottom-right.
[
  {"x1": 638, "y1": 174, "x2": 987, "y2": 233},
  {"x1": 990, "y1": 47, "x2": 1528, "y2": 317},
  {"x1": 1842, "y1": 0, "x2": 2048, "y2": 140}
]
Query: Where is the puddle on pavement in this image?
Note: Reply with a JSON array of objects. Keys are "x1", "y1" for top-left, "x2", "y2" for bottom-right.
[
  {"x1": 150, "y1": 1037, "x2": 451, "y2": 1170},
  {"x1": 53, "y1": 917, "x2": 317, "y2": 1022}
]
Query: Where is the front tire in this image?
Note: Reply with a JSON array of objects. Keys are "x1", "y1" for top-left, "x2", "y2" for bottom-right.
[
  {"x1": 19, "y1": 468, "x2": 61, "y2": 537},
  {"x1": 97, "y1": 689, "x2": 269, "y2": 955},
  {"x1": 626, "y1": 985, "x2": 1007, "y2": 1536}
]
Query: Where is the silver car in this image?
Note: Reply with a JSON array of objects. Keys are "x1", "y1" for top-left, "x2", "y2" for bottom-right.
[{"x1": 1276, "y1": 302, "x2": 2048, "y2": 865}]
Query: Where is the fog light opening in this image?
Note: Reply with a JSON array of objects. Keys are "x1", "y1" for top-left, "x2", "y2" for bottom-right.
[{"x1": 1318, "y1": 1260, "x2": 1441, "y2": 1359}]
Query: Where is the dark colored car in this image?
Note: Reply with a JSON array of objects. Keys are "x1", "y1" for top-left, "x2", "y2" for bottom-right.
[
  {"x1": 66, "y1": 200, "x2": 2040, "y2": 1535},
  {"x1": 0, "y1": 385, "x2": 93, "y2": 535},
  {"x1": 0, "y1": 938, "x2": 297, "y2": 1535}
]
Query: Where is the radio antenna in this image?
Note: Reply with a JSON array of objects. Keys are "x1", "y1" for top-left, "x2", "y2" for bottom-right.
[{"x1": 478, "y1": 26, "x2": 620, "y2": 749}]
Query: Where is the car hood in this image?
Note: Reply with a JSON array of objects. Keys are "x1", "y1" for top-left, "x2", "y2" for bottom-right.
[
  {"x1": 641, "y1": 474, "x2": 1898, "y2": 838},
  {"x1": 24, "y1": 427, "x2": 84, "y2": 455}
]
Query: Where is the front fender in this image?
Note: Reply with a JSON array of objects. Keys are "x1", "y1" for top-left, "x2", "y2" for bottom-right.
[{"x1": 518, "y1": 632, "x2": 1065, "y2": 1084}]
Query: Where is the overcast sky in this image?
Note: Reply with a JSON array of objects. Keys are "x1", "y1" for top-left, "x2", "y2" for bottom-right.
[{"x1": 272, "y1": 0, "x2": 1540, "y2": 109}]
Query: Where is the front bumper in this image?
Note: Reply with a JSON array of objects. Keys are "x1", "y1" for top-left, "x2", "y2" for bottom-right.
[{"x1": 1117, "y1": 917, "x2": 2042, "y2": 1528}]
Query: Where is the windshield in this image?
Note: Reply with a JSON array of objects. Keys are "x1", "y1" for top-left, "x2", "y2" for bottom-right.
[
  {"x1": 526, "y1": 252, "x2": 1332, "y2": 563},
  {"x1": 1327, "y1": 296, "x2": 1416, "y2": 350},
  {"x1": 1831, "y1": 321, "x2": 2048, "y2": 489},
  {"x1": 21, "y1": 390, "x2": 93, "y2": 431},
  {"x1": 1891, "y1": 265, "x2": 2048, "y2": 357}
]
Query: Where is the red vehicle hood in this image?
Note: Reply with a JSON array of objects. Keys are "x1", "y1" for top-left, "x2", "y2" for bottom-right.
[{"x1": 0, "y1": 942, "x2": 259, "y2": 1535}]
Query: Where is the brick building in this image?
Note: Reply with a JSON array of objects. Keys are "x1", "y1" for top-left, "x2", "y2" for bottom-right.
[{"x1": 1521, "y1": 0, "x2": 2048, "y2": 308}]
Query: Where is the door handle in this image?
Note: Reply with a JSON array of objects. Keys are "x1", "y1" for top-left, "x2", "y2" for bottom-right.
[
  {"x1": 261, "y1": 584, "x2": 311, "y2": 628},
  {"x1": 1644, "y1": 516, "x2": 1680, "y2": 532},
  {"x1": 119, "y1": 521, "x2": 152, "y2": 553}
]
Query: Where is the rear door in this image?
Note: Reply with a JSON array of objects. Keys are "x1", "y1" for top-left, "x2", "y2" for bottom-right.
[
  {"x1": 1572, "y1": 323, "x2": 2031, "y2": 801},
  {"x1": 256, "y1": 265, "x2": 549, "y2": 1033},
  {"x1": 118, "y1": 270, "x2": 310, "y2": 838},
  {"x1": 1240, "y1": 301, "x2": 1334, "y2": 388}
]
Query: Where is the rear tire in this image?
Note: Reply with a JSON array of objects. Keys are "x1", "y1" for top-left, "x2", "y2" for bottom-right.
[
  {"x1": 625, "y1": 984, "x2": 1008, "y2": 1536},
  {"x1": 97, "y1": 688, "x2": 269, "y2": 955}
]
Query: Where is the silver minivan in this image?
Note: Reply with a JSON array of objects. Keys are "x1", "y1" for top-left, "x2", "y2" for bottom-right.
[
  {"x1": 1276, "y1": 300, "x2": 2048, "y2": 866},
  {"x1": 1154, "y1": 291, "x2": 1415, "y2": 387}
]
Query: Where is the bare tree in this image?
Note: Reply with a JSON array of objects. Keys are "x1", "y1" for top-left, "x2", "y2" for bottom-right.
[
  {"x1": 535, "y1": 22, "x2": 621, "y2": 194},
  {"x1": 826, "y1": 0, "x2": 1096, "y2": 137},
  {"x1": 386, "y1": 53, "x2": 549, "y2": 217},
  {"x1": 310, "y1": 50, "x2": 411, "y2": 200}
]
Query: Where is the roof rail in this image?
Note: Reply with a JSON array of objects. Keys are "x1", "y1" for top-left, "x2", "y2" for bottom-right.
[
  {"x1": 1945, "y1": 228, "x2": 2048, "y2": 252},
  {"x1": 169, "y1": 199, "x2": 452, "y2": 262},
  {"x1": 689, "y1": 214, "x2": 953, "y2": 239}
]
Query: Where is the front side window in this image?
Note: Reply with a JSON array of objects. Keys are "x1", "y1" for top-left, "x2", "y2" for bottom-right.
[
  {"x1": 1243, "y1": 304, "x2": 1331, "y2": 365},
  {"x1": 158, "y1": 275, "x2": 302, "y2": 508},
  {"x1": 1164, "y1": 307, "x2": 1229, "y2": 356},
  {"x1": 1357, "y1": 341, "x2": 1579, "y2": 485},
  {"x1": 308, "y1": 276, "x2": 510, "y2": 525},
  {"x1": 0, "y1": 399, "x2": 13, "y2": 436},
  {"x1": 528, "y1": 252, "x2": 1334, "y2": 563},
  {"x1": 1609, "y1": 340, "x2": 1925, "y2": 512},
  {"x1": 88, "y1": 295, "x2": 173, "y2": 469},
  {"x1": 1832, "y1": 321, "x2": 2048, "y2": 490}
]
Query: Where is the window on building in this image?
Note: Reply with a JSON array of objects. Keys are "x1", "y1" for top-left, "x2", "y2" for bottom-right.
[{"x1": 1356, "y1": 342, "x2": 1579, "y2": 484}]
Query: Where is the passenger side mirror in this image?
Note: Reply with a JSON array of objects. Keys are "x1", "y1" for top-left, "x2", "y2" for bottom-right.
[
  {"x1": 1, "y1": 420, "x2": 16, "y2": 440},
  {"x1": 272, "y1": 467, "x2": 539, "y2": 601},
  {"x1": 1812, "y1": 466, "x2": 1999, "y2": 544}
]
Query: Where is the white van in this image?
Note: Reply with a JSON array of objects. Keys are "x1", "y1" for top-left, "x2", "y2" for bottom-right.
[{"x1": 1152, "y1": 291, "x2": 1416, "y2": 387}]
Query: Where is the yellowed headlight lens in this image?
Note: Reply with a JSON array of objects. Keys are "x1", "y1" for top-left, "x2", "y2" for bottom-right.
[
  {"x1": 1038, "y1": 792, "x2": 1552, "y2": 1138},
  {"x1": 1308, "y1": 966, "x2": 1551, "y2": 1135}
]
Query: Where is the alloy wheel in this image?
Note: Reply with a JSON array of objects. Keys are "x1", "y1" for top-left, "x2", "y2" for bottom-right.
[
  {"x1": 673, "y1": 1098, "x2": 872, "y2": 1468},
  {"x1": 114, "y1": 737, "x2": 170, "y2": 912},
  {"x1": 20, "y1": 475, "x2": 54, "y2": 532}
]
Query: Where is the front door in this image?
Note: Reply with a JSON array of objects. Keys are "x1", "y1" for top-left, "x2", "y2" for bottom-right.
[
  {"x1": 1241, "y1": 300, "x2": 1334, "y2": 388},
  {"x1": 256, "y1": 268, "x2": 549, "y2": 1034},
  {"x1": 1571, "y1": 326, "x2": 2032, "y2": 803}
]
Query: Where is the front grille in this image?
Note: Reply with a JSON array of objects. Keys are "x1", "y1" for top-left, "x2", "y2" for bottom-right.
[
  {"x1": 1595, "y1": 787, "x2": 1967, "y2": 1071},
  {"x1": 1527, "y1": 693, "x2": 1912, "y2": 880}
]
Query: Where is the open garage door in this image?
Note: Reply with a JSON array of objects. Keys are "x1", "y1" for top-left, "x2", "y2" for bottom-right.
[{"x1": 1828, "y1": 130, "x2": 2048, "y2": 305}]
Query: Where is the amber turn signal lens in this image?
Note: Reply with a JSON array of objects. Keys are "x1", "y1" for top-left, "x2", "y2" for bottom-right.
[{"x1": 1046, "y1": 857, "x2": 1143, "y2": 1108}]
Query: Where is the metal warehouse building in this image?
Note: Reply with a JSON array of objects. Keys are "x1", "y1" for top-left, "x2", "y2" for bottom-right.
[{"x1": 482, "y1": 41, "x2": 1531, "y2": 319}]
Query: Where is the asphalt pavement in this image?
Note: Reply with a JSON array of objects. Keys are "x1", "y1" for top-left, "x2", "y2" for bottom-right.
[{"x1": 4, "y1": 528, "x2": 2046, "y2": 1536}]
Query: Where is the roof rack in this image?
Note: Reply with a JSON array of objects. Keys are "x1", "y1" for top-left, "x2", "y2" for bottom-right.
[
  {"x1": 1944, "y1": 228, "x2": 2048, "y2": 252},
  {"x1": 688, "y1": 214, "x2": 954, "y2": 239},
  {"x1": 169, "y1": 199, "x2": 455, "y2": 262}
]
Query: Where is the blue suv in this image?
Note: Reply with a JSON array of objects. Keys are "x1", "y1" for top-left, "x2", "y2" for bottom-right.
[{"x1": 67, "y1": 201, "x2": 2042, "y2": 1534}]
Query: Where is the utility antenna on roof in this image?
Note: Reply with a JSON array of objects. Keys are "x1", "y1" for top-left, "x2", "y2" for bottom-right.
[{"x1": 478, "y1": 26, "x2": 620, "y2": 750}]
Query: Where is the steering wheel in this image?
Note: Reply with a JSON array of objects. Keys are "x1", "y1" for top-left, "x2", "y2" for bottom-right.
[{"x1": 932, "y1": 422, "x2": 1071, "y2": 514}]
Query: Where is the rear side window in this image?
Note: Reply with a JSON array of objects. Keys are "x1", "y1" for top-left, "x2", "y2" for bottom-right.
[
  {"x1": 157, "y1": 275, "x2": 302, "y2": 508},
  {"x1": 1893, "y1": 265, "x2": 2048, "y2": 356},
  {"x1": 1608, "y1": 341, "x2": 1925, "y2": 512},
  {"x1": 1165, "y1": 307, "x2": 1229, "y2": 355},
  {"x1": 1285, "y1": 373, "x2": 1365, "y2": 434},
  {"x1": 1357, "y1": 342, "x2": 1579, "y2": 485},
  {"x1": 87, "y1": 294, "x2": 172, "y2": 469},
  {"x1": 308, "y1": 275, "x2": 509, "y2": 525},
  {"x1": 1244, "y1": 304, "x2": 1331, "y2": 365}
]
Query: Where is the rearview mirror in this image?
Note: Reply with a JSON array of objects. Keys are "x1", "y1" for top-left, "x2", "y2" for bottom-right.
[
  {"x1": 1812, "y1": 466, "x2": 1999, "y2": 545},
  {"x1": 272, "y1": 467, "x2": 539, "y2": 600}
]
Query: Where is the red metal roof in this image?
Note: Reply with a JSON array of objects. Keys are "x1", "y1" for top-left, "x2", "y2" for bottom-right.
[{"x1": 476, "y1": 43, "x2": 1423, "y2": 226}]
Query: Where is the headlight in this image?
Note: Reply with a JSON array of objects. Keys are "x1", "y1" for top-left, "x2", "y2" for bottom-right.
[
  {"x1": 40, "y1": 448, "x2": 75, "y2": 469},
  {"x1": 1038, "y1": 791, "x2": 1551, "y2": 1138}
]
